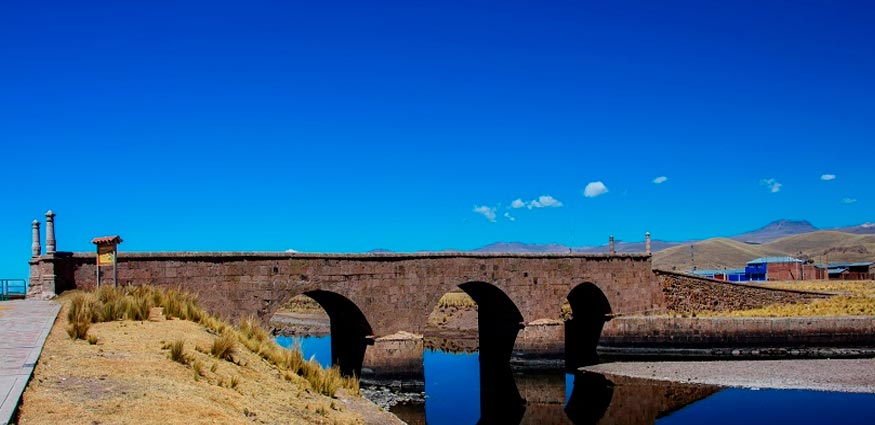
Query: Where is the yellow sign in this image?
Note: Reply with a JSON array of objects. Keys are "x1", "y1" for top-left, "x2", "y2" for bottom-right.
[{"x1": 98, "y1": 245, "x2": 115, "y2": 266}]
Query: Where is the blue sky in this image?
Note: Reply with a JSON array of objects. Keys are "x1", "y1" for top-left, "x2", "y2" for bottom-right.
[{"x1": 1, "y1": 0, "x2": 873, "y2": 278}]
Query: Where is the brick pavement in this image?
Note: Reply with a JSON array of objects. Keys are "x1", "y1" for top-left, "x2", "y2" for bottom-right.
[{"x1": 0, "y1": 300, "x2": 60, "y2": 425}]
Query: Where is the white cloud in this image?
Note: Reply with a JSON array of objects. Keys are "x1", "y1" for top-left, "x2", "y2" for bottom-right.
[
  {"x1": 761, "y1": 178, "x2": 782, "y2": 193},
  {"x1": 841, "y1": 198, "x2": 857, "y2": 204},
  {"x1": 504, "y1": 212, "x2": 515, "y2": 221},
  {"x1": 528, "y1": 195, "x2": 563, "y2": 209},
  {"x1": 473, "y1": 205, "x2": 497, "y2": 222},
  {"x1": 285, "y1": 249, "x2": 299, "y2": 253},
  {"x1": 583, "y1": 181, "x2": 609, "y2": 198},
  {"x1": 653, "y1": 176, "x2": 668, "y2": 184},
  {"x1": 821, "y1": 174, "x2": 836, "y2": 181},
  {"x1": 511, "y1": 195, "x2": 563, "y2": 209},
  {"x1": 862, "y1": 222, "x2": 875, "y2": 228}
]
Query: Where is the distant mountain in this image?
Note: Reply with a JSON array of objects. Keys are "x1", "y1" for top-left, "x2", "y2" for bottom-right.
[
  {"x1": 833, "y1": 223, "x2": 875, "y2": 235},
  {"x1": 472, "y1": 242, "x2": 571, "y2": 253},
  {"x1": 730, "y1": 220, "x2": 819, "y2": 244},
  {"x1": 573, "y1": 240, "x2": 683, "y2": 253}
]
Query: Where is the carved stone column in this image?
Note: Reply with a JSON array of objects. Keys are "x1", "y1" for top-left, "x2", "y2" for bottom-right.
[
  {"x1": 45, "y1": 210, "x2": 56, "y2": 254},
  {"x1": 31, "y1": 220, "x2": 41, "y2": 257},
  {"x1": 645, "y1": 232, "x2": 652, "y2": 255},
  {"x1": 609, "y1": 235, "x2": 615, "y2": 254}
]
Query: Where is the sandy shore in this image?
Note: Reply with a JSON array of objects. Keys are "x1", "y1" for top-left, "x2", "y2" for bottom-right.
[{"x1": 584, "y1": 358, "x2": 875, "y2": 393}]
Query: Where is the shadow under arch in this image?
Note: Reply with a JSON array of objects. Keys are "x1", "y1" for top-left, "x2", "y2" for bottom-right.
[
  {"x1": 565, "y1": 283, "x2": 612, "y2": 371},
  {"x1": 456, "y1": 281, "x2": 526, "y2": 424},
  {"x1": 303, "y1": 290, "x2": 373, "y2": 377}
]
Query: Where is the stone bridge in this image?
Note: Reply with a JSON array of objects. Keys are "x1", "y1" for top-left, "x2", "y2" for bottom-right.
[{"x1": 27, "y1": 214, "x2": 665, "y2": 379}]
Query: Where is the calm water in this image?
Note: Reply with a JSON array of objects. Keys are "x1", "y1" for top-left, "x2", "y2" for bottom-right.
[{"x1": 277, "y1": 336, "x2": 875, "y2": 424}]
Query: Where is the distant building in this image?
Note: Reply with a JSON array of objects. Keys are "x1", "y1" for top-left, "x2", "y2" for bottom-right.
[
  {"x1": 690, "y1": 258, "x2": 873, "y2": 282},
  {"x1": 689, "y1": 269, "x2": 748, "y2": 282},
  {"x1": 815, "y1": 262, "x2": 874, "y2": 280},
  {"x1": 745, "y1": 257, "x2": 819, "y2": 281}
]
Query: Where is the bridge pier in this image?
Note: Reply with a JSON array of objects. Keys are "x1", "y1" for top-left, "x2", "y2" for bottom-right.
[
  {"x1": 361, "y1": 332, "x2": 424, "y2": 382},
  {"x1": 513, "y1": 320, "x2": 566, "y2": 366}
]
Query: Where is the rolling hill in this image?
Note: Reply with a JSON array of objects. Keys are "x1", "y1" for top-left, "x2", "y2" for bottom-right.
[{"x1": 653, "y1": 231, "x2": 875, "y2": 271}]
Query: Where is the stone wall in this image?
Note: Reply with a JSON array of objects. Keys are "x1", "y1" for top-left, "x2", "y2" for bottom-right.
[
  {"x1": 601, "y1": 316, "x2": 875, "y2": 348},
  {"x1": 656, "y1": 269, "x2": 828, "y2": 314}
]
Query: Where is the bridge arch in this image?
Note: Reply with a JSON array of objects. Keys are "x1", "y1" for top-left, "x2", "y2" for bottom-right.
[
  {"x1": 456, "y1": 281, "x2": 524, "y2": 359},
  {"x1": 298, "y1": 290, "x2": 373, "y2": 377},
  {"x1": 452, "y1": 282, "x2": 527, "y2": 419},
  {"x1": 564, "y1": 282, "x2": 613, "y2": 370}
]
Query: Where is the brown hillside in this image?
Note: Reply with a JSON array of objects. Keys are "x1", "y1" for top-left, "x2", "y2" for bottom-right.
[
  {"x1": 653, "y1": 231, "x2": 875, "y2": 271},
  {"x1": 653, "y1": 238, "x2": 784, "y2": 271},
  {"x1": 765, "y1": 231, "x2": 875, "y2": 262}
]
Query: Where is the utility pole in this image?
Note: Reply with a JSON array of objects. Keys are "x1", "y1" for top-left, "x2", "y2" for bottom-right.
[{"x1": 690, "y1": 245, "x2": 695, "y2": 271}]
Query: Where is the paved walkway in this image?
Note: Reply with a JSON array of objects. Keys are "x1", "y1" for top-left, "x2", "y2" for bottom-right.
[{"x1": 0, "y1": 300, "x2": 60, "y2": 425}]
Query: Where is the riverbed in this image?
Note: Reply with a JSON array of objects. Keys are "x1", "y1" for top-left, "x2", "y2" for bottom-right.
[{"x1": 584, "y1": 358, "x2": 875, "y2": 393}]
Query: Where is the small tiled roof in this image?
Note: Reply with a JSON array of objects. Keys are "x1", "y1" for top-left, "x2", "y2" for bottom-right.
[
  {"x1": 91, "y1": 235, "x2": 123, "y2": 245},
  {"x1": 747, "y1": 256, "x2": 801, "y2": 265}
]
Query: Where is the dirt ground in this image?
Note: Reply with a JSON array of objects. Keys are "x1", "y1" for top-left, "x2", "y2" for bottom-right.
[{"x1": 17, "y1": 304, "x2": 402, "y2": 425}]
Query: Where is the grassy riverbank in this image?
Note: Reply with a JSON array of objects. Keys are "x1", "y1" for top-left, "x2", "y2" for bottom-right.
[{"x1": 18, "y1": 287, "x2": 401, "y2": 425}]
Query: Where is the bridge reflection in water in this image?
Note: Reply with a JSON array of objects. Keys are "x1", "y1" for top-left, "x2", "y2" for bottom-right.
[
  {"x1": 277, "y1": 335, "x2": 720, "y2": 425},
  {"x1": 390, "y1": 348, "x2": 720, "y2": 425}
]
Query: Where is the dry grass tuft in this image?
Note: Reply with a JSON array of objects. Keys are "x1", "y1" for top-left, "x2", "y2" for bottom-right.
[
  {"x1": 210, "y1": 332, "x2": 237, "y2": 362},
  {"x1": 436, "y1": 292, "x2": 476, "y2": 309},
  {"x1": 66, "y1": 294, "x2": 93, "y2": 339},
  {"x1": 169, "y1": 339, "x2": 187, "y2": 365},
  {"x1": 192, "y1": 360, "x2": 205, "y2": 377},
  {"x1": 279, "y1": 295, "x2": 326, "y2": 314}
]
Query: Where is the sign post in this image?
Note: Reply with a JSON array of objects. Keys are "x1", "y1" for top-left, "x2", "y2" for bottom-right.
[{"x1": 92, "y1": 236, "x2": 122, "y2": 288}]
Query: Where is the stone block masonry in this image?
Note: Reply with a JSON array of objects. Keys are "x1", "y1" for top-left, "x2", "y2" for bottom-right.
[
  {"x1": 656, "y1": 269, "x2": 828, "y2": 314},
  {"x1": 600, "y1": 316, "x2": 875, "y2": 357}
]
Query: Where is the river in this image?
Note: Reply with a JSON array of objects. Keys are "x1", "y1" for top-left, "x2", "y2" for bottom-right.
[{"x1": 276, "y1": 335, "x2": 875, "y2": 424}]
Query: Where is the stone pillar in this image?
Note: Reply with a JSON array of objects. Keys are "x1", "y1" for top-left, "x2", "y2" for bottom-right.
[
  {"x1": 609, "y1": 235, "x2": 615, "y2": 254},
  {"x1": 645, "y1": 232, "x2": 651, "y2": 255},
  {"x1": 361, "y1": 332, "x2": 424, "y2": 384},
  {"x1": 45, "y1": 210, "x2": 56, "y2": 254},
  {"x1": 31, "y1": 220, "x2": 41, "y2": 257}
]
